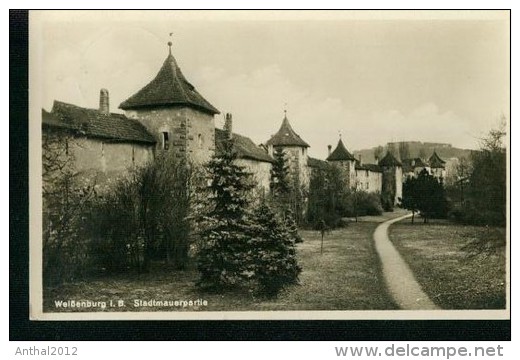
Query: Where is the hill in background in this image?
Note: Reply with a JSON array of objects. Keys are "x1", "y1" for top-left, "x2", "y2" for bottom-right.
[{"x1": 353, "y1": 141, "x2": 473, "y2": 164}]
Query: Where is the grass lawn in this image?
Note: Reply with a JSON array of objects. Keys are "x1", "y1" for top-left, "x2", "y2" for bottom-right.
[
  {"x1": 389, "y1": 219, "x2": 507, "y2": 309},
  {"x1": 43, "y1": 216, "x2": 399, "y2": 312}
]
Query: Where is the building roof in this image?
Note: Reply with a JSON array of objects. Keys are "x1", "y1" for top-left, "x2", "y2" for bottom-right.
[
  {"x1": 308, "y1": 157, "x2": 330, "y2": 170},
  {"x1": 401, "y1": 157, "x2": 429, "y2": 172},
  {"x1": 42, "y1": 109, "x2": 77, "y2": 130},
  {"x1": 326, "y1": 139, "x2": 356, "y2": 161},
  {"x1": 265, "y1": 115, "x2": 310, "y2": 148},
  {"x1": 50, "y1": 101, "x2": 156, "y2": 144},
  {"x1": 355, "y1": 162, "x2": 382, "y2": 173},
  {"x1": 119, "y1": 52, "x2": 219, "y2": 115},
  {"x1": 429, "y1": 151, "x2": 446, "y2": 168},
  {"x1": 378, "y1": 152, "x2": 402, "y2": 167},
  {"x1": 215, "y1": 128, "x2": 274, "y2": 163}
]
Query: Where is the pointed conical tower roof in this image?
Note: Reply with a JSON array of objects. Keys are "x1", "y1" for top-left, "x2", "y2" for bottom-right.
[
  {"x1": 429, "y1": 151, "x2": 446, "y2": 168},
  {"x1": 119, "y1": 46, "x2": 219, "y2": 114},
  {"x1": 326, "y1": 138, "x2": 356, "y2": 161},
  {"x1": 378, "y1": 151, "x2": 402, "y2": 167},
  {"x1": 265, "y1": 113, "x2": 309, "y2": 147}
]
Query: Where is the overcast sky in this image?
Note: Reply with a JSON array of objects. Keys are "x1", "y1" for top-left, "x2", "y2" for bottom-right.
[{"x1": 34, "y1": 11, "x2": 509, "y2": 159}]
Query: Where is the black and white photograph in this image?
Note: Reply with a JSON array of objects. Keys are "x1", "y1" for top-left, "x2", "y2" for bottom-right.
[{"x1": 29, "y1": 10, "x2": 509, "y2": 320}]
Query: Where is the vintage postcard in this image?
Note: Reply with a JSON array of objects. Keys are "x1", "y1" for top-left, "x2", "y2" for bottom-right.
[{"x1": 29, "y1": 10, "x2": 510, "y2": 320}]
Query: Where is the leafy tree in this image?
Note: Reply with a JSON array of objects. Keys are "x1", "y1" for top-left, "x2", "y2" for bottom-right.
[
  {"x1": 401, "y1": 169, "x2": 448, "y2": 223},
  {"x1": 445, "y1": 156, "x2": 472, "y2": 203},
  {"x1": 349, "y1": 184, "x2": 361, "y2": 222},
  {"x1": 344, "y1": 188, "x2": 383, "y2": 219},
  {"x1": 88, "y1": 175, "x2": 143, "y2": 273},
  {"x1": 464, "y1": 122, "x2": 506, "y2": 226},
  {"x1": 401, "y1": 176, "x2": 419, "y2": 223},
  {"x1": 380, "y1": 192, "x2": 394, "y2": 212},
  {"x1": 250, "y1": 203, "x2": 301, "y2": 296},
  {"x1": 88, "y1": 153, "x2": 199, "y2": 273},
  {"x1": 307, "y1": 165, "x2": 347, "y2": 228},
  {"x1": 196, "y1": 135, "x2": 257, "y2": 290},
  {"x1": 157, "y1": 156, "x2": 202, "y2": 269}
]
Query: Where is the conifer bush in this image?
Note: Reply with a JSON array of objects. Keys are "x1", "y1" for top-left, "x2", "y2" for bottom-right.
[
  {"x1": 284, "y1": 209, "x2": 303, "y2": 244},
  {"x1": 196, "y1": 135, "x2": 257, "y2": 290},
  {"x1": 197, "y1": 134, "x2": 302, "y2": 295},
  {"x1": 250, "y1": 203, "x2": 301, "y2": 297}
]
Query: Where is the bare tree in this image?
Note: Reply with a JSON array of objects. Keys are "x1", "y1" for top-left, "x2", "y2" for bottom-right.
[{"x1": 42, "y1": 132, "x2": 96, "y2": 284}]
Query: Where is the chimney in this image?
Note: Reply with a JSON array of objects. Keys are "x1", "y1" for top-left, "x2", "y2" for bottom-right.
[
  {"x1": 99, "y1": 88, "x2": 109, "y2": 115},
  {"x1": 224, "y1": 113, "x2": 233, "y2": 139},
  {"x1": 327, "y1": 144, "x2": 332, "y2": 156},
  {"x1": 358, "y1": 154, "x2": 362, "y2": 164}
]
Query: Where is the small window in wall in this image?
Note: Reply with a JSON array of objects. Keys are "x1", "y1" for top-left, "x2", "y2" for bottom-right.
[
  {"x1": 302, "y1": 148, "x2": 305, "y2": 156},
  {"x1": 366, "y1": 183, "x2": 369, "y2": 190},
  {"x1": 65, "y1": 138, "x2": 69, "y2": 156},
  {"x1": 162, "y1": 132, "x2": 169, "y2": 150},
  {"x1": 198, "y1": 134, "x2": 203, "y2": 149},
  {"x1": 132, "y1": 146, "x2": 135, "y2": 164}
]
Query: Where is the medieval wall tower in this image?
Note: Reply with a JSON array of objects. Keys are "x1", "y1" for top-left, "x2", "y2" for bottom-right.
[
  {"x1": 379, "y1": 151, "x2": 403, "y2": 204},
  {"x1": 326, "y1": 138, "x2": 357, "y2": 189},
  {"x1": 119, "y1": 42, "x2": 220, "y2": 164},
  {"x1": 265, "y1": 112, "x2": 310, "y2": 192},
  {"x1": 428, "y1": 150, "x2": 447, "y2": 181}
]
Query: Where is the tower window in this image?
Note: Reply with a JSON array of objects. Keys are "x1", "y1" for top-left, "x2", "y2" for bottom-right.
[
  {"x1": 198, "y1": 134, "x2": 203, "y2": 149},
  {"x1": 162, "y1": 132, "x2": 169, "y2": 150}
]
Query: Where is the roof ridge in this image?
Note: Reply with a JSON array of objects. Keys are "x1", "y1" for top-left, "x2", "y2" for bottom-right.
[
  {"x1": 378, "y1": 151, "x2": 402, "y2": 167},
  {"x1": 51, "y1": 99, "x2": 155, "y2": 144},
  {"x1": 215, "y1": 127, "x2": 273, "y2": 163},
  {"x1": 166, "y1": 55, "x2": 190, "y2": 104}
]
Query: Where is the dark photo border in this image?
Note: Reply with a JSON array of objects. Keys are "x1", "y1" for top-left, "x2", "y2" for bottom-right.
[{"x1": 10, "y1": 9, "x2": 511, "y2": 341}]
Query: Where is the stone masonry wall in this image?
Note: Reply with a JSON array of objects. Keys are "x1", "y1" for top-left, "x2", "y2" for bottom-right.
[
  {"x1": 273, "y1": 146, "x2": 309, "y2": 193},
  {"x1": 43, "y1": 130, "x2": 153, "y2": 193},
  {"x1": 73, "y1": 137, "x2": 152, "y2": 175},
  {"x1": 382, "y1": 166, "x2": 403, "y2": 205},
  {"x1": 125, "y1": 106, "x2": 215, "y2": 165},
  {"x1": 355, "y1": 169, "x2": 383, "y2": 193},
  {"x1": 236, "y1": 158, "x2": 272, "y2": 193},
  {"x1": 395, "y1": 166, "x2": 403, "y2": 203}
]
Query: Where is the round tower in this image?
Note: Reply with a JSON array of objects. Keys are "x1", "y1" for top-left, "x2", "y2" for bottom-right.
[
  {"x1": 378, "y1": 151, "x2": 403, "y2": 204},
  {"x1": 119, "y1": 41, "x2": 220, "y2": 164},
  {"x1": 265, "y1": 111, "x2": 310, "y2": 190},
  {"x1": 326, "y1": 137, "x2": 357, "y2": 189}
]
